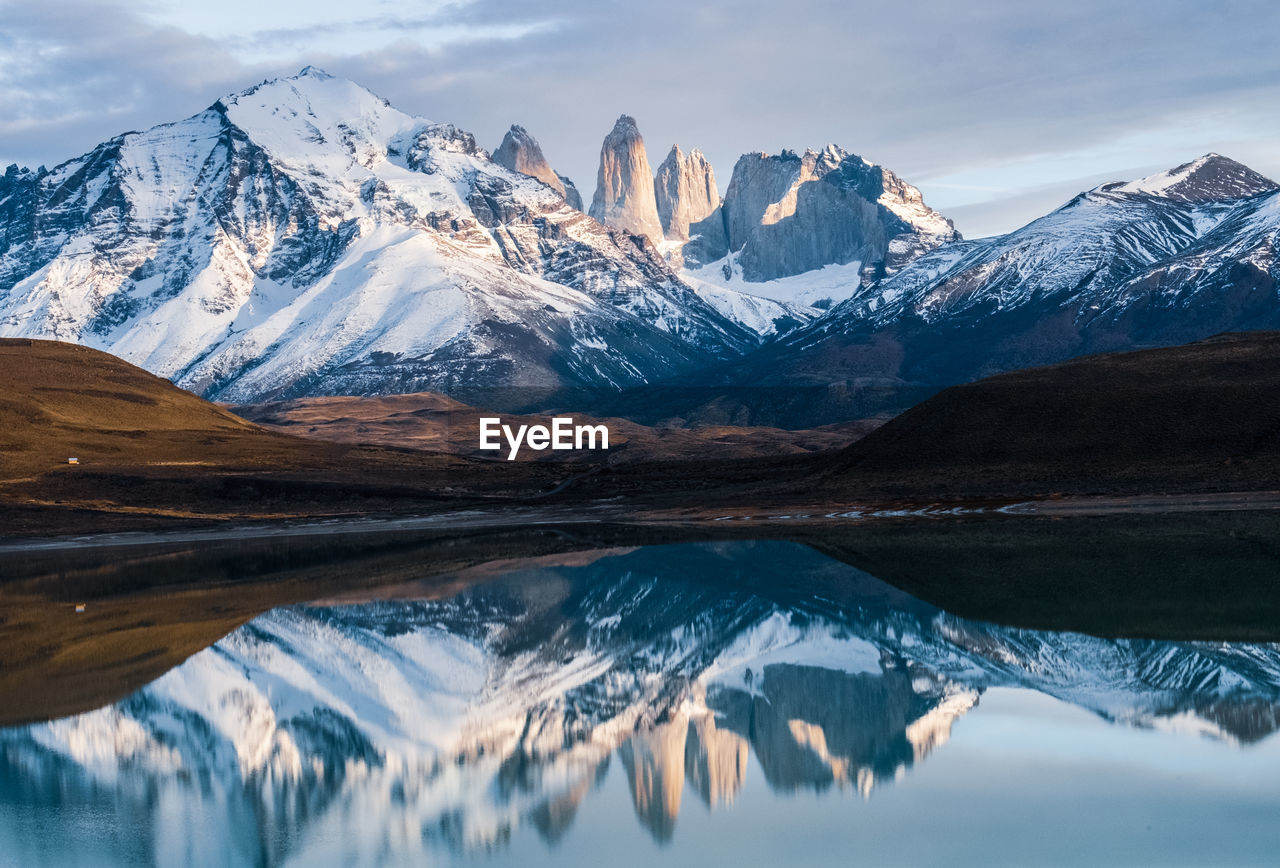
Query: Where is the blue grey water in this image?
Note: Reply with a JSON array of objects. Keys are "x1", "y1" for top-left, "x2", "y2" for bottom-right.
[{"x1": 2, "y1": 541, "x2": 1278, "y2": 866}]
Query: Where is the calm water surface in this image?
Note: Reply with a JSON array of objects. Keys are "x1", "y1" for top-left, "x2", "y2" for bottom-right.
[{"x1": 2, "y1": 541, "x2": 1278, "y2": 866}]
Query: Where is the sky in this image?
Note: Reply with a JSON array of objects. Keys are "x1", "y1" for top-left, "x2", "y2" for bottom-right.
[{"x1": 2, "y1": 0, "x2": 1279, "y2": 237}]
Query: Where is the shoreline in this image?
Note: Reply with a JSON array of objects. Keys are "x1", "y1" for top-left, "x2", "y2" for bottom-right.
[{"x1": 6, "y1": 488, "x2": 1280, "y2": 553}]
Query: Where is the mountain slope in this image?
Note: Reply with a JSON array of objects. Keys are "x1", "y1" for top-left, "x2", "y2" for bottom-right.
[
  {"x1": 624, "y1": 154, "x2": 1280, "y2": 427},
  {"x1": 821, "y1": 154, "x2": 1277, "y2": 333},
  {"x1": 0, "y1": 338, "x2": 582, "y2": 537},
  {"x1": 0, "y1": 338, "x2": 300, "y2": 475},
  {"x1": 820, "y1": 331, "x2": 1280, "y2": 495},
  {"x1": 0, "y1": 70, "x2": 759, "y2": 406}
]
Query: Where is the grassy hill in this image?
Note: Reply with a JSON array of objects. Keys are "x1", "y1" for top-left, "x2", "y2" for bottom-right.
[
  {"x1": 0, "y1": 340, "x2": 564, "y2": 535},
  {"x1": 0, "y1": 338, "x2": 309, "y2": 474}
]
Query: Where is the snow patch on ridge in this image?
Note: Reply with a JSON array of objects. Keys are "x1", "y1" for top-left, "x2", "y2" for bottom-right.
[{"x1": 685, "y1": 256, "x2": 866, "y2": 312}]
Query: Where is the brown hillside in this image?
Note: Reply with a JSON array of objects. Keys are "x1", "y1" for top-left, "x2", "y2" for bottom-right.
[
  {"x1": 0, "y1": 338, "x2": 306, "y2": 474},
  {"x1": 823, "y1": 332, "x2": 1280, "y2": 496},
  {"x1": 0, "y1": 340, "x2": 572, "y2": 534}
]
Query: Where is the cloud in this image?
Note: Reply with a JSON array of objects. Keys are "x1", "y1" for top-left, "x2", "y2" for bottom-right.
[
  {"x1": 3, "y1": 0, "x2": 1278, "y2": 235},
  {"x1": 0, "y1": 1, "x2": 270, "y2": 169}
]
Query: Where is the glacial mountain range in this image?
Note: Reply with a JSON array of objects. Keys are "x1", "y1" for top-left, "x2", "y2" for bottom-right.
[
  {"x1": 0, "y1": 69, "x2": 761, "y2": 405},
  {"x1": 4, "y1": 542, "x2": 1279, "y2": 863},
  {"x1": 1, "y1": 67, "x2": 1278, "y2": 420},
  {"x1": 630, "y1": 153, "x2": 1280, "y2": 426},
  {"x1": 778, "y1": 153, "x2": 1280, "y2": 369}
]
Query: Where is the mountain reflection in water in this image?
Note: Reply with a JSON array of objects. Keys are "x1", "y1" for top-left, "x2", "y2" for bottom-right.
[{"x1": 3, "y1": 540, "x2": 1280, "y2": 866}]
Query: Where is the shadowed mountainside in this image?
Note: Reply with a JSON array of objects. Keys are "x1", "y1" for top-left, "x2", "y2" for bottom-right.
[
  {"x1": 819, "y1": 332, "x2": 1280, "y2": 496},
  {"x1": 7, "y1": 334, "x2": 1280, "y2": 539}
]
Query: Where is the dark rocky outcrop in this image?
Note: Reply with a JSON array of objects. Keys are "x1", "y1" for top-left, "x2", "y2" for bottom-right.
[{"x1": 491, "y1": 124, "x2": 581, "y2": 209}]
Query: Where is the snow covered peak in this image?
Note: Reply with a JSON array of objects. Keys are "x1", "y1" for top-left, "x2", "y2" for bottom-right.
[
  {"x1": 812, "y1": 143, "x2": 850, "y2": 169},
  {"x1": 0, "y1": 70, "x2": 760, "y2": 402},
  {"x1": 223, "y1": 67, "x2": 397, "y2": 116},
  {"x1": 216, "y1": 68, "x2": 419, "y2": 163},
  {"x1": 1105, "y1": 153, "x2": 1278, "y2": 202},
  {"x1": 296, "y1": 65, "x2": 334, "y2": 79}
]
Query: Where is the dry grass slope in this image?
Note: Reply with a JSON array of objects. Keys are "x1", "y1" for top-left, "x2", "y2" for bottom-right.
[{"x1": 0, "y1": 338, "x2": 306, "y2": 475}]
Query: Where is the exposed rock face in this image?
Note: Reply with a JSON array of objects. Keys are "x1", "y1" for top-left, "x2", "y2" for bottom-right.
[
  {"x1": 654, "y1": 146, "x2": 720, "y2": 241},
  {"x1": 1105, "y1": 153, "x2": 1277, "y2": 202},
  {"x1": 589, "y1": 115, "x2": 664, "y2": 243},
  {"x1": 684, "y1": 146, "x2": 959, "y2": 282},
  {"x1": 557, "y1": 173, "x2": 583, "y2": 210},
  {"x1": 491, "y1": 124, "x2": 580, "y2": 208}
]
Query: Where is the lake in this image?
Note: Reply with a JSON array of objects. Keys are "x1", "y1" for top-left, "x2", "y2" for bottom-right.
[{"x1": 2, "y1": 538, "x2": 1279, "y2": 866}]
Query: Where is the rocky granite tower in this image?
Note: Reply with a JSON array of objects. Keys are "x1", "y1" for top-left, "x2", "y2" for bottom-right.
[
  {"x1": 589, "y1": 115, "x2": 664, "y2": 243},
  {"x1": 654, "y1": 145, "x2": 720, "y2": 241},
  {"x1": 491, "y1": 124, "x2": 582, "y2": 209},
  {"x1": 684, "y1": 145, "x2": 959, "y2": 281}
]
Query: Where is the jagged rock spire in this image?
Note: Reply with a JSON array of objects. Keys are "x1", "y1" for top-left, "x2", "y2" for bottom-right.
[
  {"x1": 654, "y1": 145, "x2": 720, "y2": 241},
  {"x1": 491, "y1": 124, "x2": 582, "y2": 209},
  {"x1": 588, "y1": 115, "x2": 664, "y2": 243}
]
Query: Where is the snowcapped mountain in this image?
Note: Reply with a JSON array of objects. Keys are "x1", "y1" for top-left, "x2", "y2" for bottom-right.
[
  {"x1": 1107, "y1": 152, "x2": 1277, "y2": 201},
  {"x1": 645, "y1": 153, "x2": 1280, "y2": 427},
  {"x1": 825, "y1": 153, "x2": 1278, "y2": 332},
  {"x1": 4, "y1": 541, "x2": 1279, "y2": 862},
  {"x1": 4, "y1": 69, "x2": 1276, "y2": 422},
  {"x1": 0, "y1": 69, "x2": 766, "y2": 405}
]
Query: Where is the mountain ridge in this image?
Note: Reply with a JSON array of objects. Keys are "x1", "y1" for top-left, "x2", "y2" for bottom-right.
[
  {"x1": 3, "y1": 67, "x2": 1279, "y2": 427},
  {"x1": 0, "y1": 69, "x2": 761, "y2": 406},
  {"x1": 620, "y1": 153, "x2": 1280, "y2": 427}
]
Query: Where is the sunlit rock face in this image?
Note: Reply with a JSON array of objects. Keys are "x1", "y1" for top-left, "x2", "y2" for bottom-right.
[
  {"x1": 4, "y1": 541, "x2": 1280, "y2": 863},
  {"x1": 683, "y1": 710, "x2": 750, "y2": 808},
  {"x1": 491, "y1": 124, "x2": 580, "y2": 209},
  {"x1": 619, "y1": 714, "x2": 690, "y2": 842},
  {"x1": 588, "y1": 115, "x2": 665, "y2": 244},
  {"x1": 683, "y1": 145, "x2": 958, "y2": 282},
  {"x1": 654, "y1": 145, "x2": 721, "y2": 242}
]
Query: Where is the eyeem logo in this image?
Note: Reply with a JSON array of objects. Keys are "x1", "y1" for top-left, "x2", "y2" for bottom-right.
[{"x1": 479, "y1": 417, "x2": 610, "y2": 460}]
